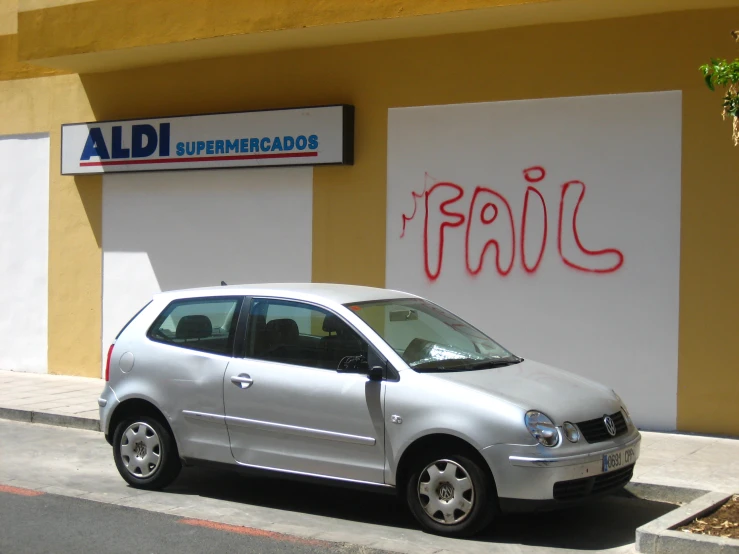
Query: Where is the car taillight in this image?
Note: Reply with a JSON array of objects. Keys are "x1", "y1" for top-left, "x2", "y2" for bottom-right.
[{"x1": 105, "y1": 344, "x2": 114, "y2": 381}]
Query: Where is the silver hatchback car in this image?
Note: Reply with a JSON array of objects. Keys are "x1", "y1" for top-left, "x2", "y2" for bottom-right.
[{"x1": 100, "y1": 283, "x2": 640, "y2": 537}]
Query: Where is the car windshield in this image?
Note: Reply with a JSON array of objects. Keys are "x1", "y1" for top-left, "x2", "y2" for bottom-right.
[{"x1": 344, "y1": 298, "x2": 521, "y2": 372}]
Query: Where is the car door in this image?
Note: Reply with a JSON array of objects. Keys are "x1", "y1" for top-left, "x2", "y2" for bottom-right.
[
  {"x1": 144, "y1": 295, "x2": 242, "y2": 463},
  {"x1": 223, "y1": 297, "x2": 386, "y2": 484}
]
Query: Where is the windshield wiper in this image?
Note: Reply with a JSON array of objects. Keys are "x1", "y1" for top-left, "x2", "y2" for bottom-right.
[
  {"x1": 460, "y1": 357, "x2": 524, "y2": 370},
  {"x1": 413, "y1": 356, "x2": 523, "y2": 372}
]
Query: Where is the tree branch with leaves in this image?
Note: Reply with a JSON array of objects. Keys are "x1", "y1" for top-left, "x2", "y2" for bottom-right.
[{"x1": 700, "y1": 31, "x2": 739, "y2": 145}]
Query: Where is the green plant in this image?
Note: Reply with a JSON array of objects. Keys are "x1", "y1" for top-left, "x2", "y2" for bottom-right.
[{"x1": 700, "y1": 32, "x2": 739, "y2": 145}]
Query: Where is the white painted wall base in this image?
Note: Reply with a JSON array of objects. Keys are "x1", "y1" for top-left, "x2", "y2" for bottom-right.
[
  {"x1": 102, "y1": 167, "x2": 313, "y2": 375},
  {"x1": 0, "y1": 134, "x2": 50, "y2": 373}
]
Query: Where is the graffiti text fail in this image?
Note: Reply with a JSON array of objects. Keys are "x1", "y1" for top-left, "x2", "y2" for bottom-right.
[{"x1": 400, "y1": 167, "x2": 625, "y2": 281}]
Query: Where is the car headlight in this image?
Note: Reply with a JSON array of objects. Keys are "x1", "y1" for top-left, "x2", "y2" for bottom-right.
[
  {"x1": 563, "y1": 421, "x2": 580, "y2": 443},
  {"x1": 525, "y1": 410, "x2": 559, "y2": 447}
]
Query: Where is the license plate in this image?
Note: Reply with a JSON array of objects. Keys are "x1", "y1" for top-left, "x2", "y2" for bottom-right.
[{"x1": 602, "y1": 447, "x2": 636, "y2": 472}]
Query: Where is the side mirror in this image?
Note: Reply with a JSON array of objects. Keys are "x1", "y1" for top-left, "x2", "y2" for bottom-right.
[
  {"x1": 337, "y1": 357, "x2": 384, "y2": 381},
  {"x1": 368, "y1": 366, "x2": 384, "y2": 382}
]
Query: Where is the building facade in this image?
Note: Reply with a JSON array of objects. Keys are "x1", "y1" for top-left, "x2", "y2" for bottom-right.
[{"x1": 1, "y1": 0, "x2": 738, "y2": 435}]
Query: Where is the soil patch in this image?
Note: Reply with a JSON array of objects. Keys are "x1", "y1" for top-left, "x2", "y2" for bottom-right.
[{"x1": 677, "y1": 494, "x2": 739, "y2": 539}]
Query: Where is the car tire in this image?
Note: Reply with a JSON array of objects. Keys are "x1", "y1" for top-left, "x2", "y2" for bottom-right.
[
  {"x1": 405, "y1": 453, "x2": 496, "y2": 537},
  {"x1": 112, "y1": 415, "x2": 181, "y2": 490}
]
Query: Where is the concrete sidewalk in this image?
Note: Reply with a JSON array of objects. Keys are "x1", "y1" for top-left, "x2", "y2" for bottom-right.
[
  {"x1": 0, "y1": 369, "x2": 102, "y2": 431},
  {"x1": 1, "y1": 368, "x2": 738, "y2": 495}
]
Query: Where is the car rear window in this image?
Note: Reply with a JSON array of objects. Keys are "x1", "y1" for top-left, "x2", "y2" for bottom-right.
[{"x1": 147, "y1": 296, "x2": 242, "y2": 356}]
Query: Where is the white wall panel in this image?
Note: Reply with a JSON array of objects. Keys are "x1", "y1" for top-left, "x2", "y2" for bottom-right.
[
  {"x1": 387, "y1": 92, "x2": 682, "y2": 430},
  {"x1": 0, "y1": 134, "x2": 50, "y2": 373},
  {"x1": 102, "y1": 167, "x2": 313, "y2": 374}
]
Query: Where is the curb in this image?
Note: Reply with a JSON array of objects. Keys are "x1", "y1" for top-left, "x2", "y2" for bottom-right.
[
  {"x1": 636, "y1": 490, "x2": 738, "y2": 553},
  {"x1": 625, "y1": 481, "x2": 709, "y2": 505},
  {"x1": 0, "y1": 407, "x2": 101, "y2": 432}
]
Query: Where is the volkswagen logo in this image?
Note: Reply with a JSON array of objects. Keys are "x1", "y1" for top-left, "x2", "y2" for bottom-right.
[
  {"x1": 603, "y1": 415, "x2": 617, "y2": 436},
  {"x1": 438, "y1": 483, "x2": 455, "y2": 501}
]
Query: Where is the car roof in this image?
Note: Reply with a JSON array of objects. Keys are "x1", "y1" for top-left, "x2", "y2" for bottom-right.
[{"x1": 152, "y1": 283, "x2": 421, "y2": 305}]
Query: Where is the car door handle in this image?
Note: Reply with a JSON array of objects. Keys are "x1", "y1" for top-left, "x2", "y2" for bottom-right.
[{"x1": 230, "y1": 374, "x2": 253, "y2": 389}]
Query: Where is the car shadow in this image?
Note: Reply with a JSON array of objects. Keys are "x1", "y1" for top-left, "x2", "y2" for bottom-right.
[
  {"x1": 167, "y1": 467, "x2": 416, "y2": 528},
  {"x1": 483, "y1": 490, "x2": 676, "y2": 549},
  {"x1": 165, "y1": 467, "x2": 677, "y2": 550}
]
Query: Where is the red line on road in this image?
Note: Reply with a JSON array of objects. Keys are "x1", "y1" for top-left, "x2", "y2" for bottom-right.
[
  {"x1": 79, "y1": 151, "x2": 318, "y2": 167},
  {"x1": 178, "y1": 518, "x2": 330, "y2": 546},
  {"x1": 0, "y1": 484, "x2": 45, "y2": 497},
  {"x1": 178, "y1": 518, "x2": 328, "y2": 545}
]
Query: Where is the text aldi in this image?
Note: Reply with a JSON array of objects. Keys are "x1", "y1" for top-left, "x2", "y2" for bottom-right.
[{"x1": 61, "y1": 105, "x2": 354, "y2": 175}]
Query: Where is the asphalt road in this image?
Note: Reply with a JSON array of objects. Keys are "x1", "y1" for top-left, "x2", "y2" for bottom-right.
[
  {"x1": 0, "y1": 419, "x2": 679, "y2": 554},
  {"x1": 0, "y1": 487, "x2": 385, "y2": 554}
]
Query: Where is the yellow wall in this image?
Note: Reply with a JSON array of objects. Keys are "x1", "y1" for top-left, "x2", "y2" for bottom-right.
[
  {"x1": 16, "y1": 0, "x2": 550, "y2": 60},
  {"x1": 14, "y1": 0, "x2": 739, "y2": 73},
  {"x1": 1, "y1": 7, "x2": 738, "y2": 433},
  {"x1": 77, "y1": 8, "x2": 739, "y2": 434},
  {"x1": 0, "y1": 74, "x2": 101, "y2": 377},
  {"x1": 0, "y1": 33, "x2": 70, "y2": 80},
  {"x1": 18, "y1": 0, "x2": 90, "y2": 10},
  {"x1": 0, "y1": 0, "x2": 68, "y2": 80},
  {"x1": 0, "y1": 0, "x2": 17, "y2": 35}
]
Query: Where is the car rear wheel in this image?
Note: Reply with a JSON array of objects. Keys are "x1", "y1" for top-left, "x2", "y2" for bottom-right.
[
  {"x1": 405, "y1": 453, "x2": 496, "y2": 537},
  {"x1": 112, "y1": 415, "x2": 181, "y2": 490}
]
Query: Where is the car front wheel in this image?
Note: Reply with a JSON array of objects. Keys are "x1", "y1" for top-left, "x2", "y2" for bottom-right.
[
  {"x1": 406, "y1": 453, "x2": 496, "y2": 537},
  {"x1": 112, "y1": 415, "x2": 181, "y2": 490}
]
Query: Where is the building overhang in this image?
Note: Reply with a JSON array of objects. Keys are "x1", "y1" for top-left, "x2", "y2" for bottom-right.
[{"x1": 15, "y1": 0, "x2": 739, "y2": 74}]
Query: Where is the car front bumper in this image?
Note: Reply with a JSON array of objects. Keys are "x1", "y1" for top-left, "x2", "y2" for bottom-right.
[{"x1": 482, "y1": 431, "x2": 641, "y2": 512}]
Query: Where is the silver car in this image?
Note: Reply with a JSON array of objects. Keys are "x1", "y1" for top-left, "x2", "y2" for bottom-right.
[{"x1": 99, "y1": 283, "x2": 640, "y2": 537}]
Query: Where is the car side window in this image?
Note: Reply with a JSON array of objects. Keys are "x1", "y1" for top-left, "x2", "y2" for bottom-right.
[
  {"x1": 246, "y1": 299, "x2": 369, "y2": 370},
  {"x1": 148, "y1": 297, "x2": 242, "y2": 356}
]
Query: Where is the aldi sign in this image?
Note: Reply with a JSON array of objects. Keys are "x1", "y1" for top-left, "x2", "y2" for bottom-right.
[{"x1": 61, "y1": 105, "x2": 354, "y2": 175}]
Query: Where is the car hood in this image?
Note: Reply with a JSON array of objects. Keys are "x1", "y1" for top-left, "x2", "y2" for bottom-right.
[{"x1": 426, "y1": 359, "x2": 622, "y2": 423}]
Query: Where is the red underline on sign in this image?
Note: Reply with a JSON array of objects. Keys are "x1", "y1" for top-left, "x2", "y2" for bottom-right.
[{"x1": 79, "y1": 151, "x2": 319, "y2": 167}]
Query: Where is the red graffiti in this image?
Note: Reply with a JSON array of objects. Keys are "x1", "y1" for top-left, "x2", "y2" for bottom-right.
[
  {"x1": 520, "y1": 166, "x2": 548, "y2": 274},
  {"x1": 400, "y1": 166, "x2": 624, "y2": 281},
  {"x1": 465, "y1": 187, "x2": 516, "y2": 277},
  {"x1": 401, "y1": 173, "x2": 434, "y2": 239},
  {"x1": 558, "y1": 181, "x2": 624, "y2": 273},
  {"x1": 521, "y1": 185, "x2": 548, "y2": 274},
  {"x1": 523, "y1": 166, "x2": 546, "y2": 183},
  {"x1": 423, "y1": 182, "x2": 465, "y2": 281}
]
